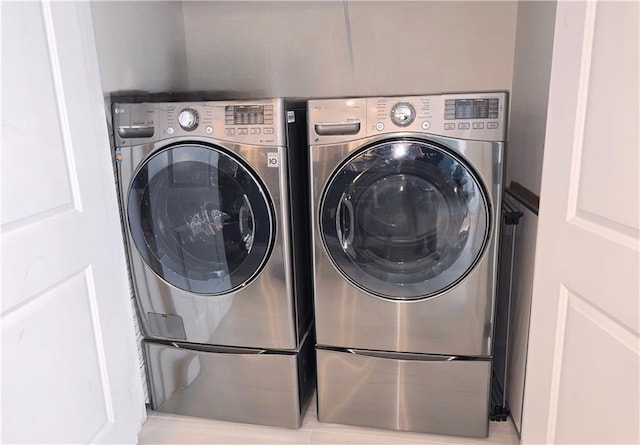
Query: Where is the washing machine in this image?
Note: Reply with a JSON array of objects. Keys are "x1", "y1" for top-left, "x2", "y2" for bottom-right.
[
  {"x1": 308, "y1": 92, "x2": 507, "y2": 437},
  {"x1": 113, "y1": 98, "x2": 314, "y2": 428}
]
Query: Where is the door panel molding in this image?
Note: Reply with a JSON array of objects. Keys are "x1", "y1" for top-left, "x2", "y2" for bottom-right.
[
  {"x1": 569, "y1": 212, "x2": 638, "y2": 249},
  {"x1": 42, "y1": 0, "x2": 83, "y2": 213},
  {"x1": 565, "y1": 1, "x2": 638, "y2": 247},
  {"x1": 546, "y1": 285, "x2": 640, "y2": 442},
  {"x1": 545, "y1": 285, "x2": 569, "y2": 443},
  {"x1": 85, "y1": 265, "x2": 117, "y2": 427},
  {"x1": 565, "y1": 1, "x2": 595, "y2": 225},
  {"x1": 2, "y1": 270, "x2": 111, "y2": 442}
]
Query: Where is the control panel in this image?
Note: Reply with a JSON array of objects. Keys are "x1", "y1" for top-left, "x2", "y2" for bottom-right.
[
  {"x1": 308, "y1": 92, "x2": 508, "y2": 144},
  {"x1": 114, "y1": 99, "x2": 285, "y2": 147}
]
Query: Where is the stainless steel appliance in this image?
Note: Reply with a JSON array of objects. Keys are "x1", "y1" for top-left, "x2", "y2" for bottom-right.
[
  {"x1": 113, "y1": 98, "x2": 314, "y2": 428},
  {"x1": 308, "y1": 93, "x2": 507, "y2": 437}
]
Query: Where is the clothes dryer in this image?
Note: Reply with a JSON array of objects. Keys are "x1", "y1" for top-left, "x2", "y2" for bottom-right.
[
  {"x1": 308, "y1": 93, "x2": 507, "y2": 437},
  {"x1": 113, "y1": 98, "x2": 314, "y2": 428}
]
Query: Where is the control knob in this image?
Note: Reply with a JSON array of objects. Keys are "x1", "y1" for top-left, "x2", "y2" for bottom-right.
[
  {"x1": 390, "y1": 102, "x2": 416, "y2": 127},
  {"x1": 178, "y1": 108, "x2": 199, "y2": 131}
]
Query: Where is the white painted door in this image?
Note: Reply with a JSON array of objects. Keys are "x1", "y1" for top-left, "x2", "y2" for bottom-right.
[
  {"x1": 522, "y1": 1, "x2": 639, "y2": 444},
  {"x1": 1, "y1": 2, "x2": 145, "y2": 443}
]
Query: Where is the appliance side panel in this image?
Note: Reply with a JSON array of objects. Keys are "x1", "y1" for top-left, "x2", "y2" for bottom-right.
[
  {"x1": 296, "y1": 326, "x2": 317, "y2": 422},
  {"x1": 285, "y1": 103, "x2": 314, "y2": 344}
]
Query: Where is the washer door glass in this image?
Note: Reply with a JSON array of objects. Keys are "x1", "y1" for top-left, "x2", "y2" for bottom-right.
[
  {"x1": 320, "y1": 139, "x2": 490, "y2": 300},
  {"x1": 128, "y1": 143, "x2": 273, "y2": 295}
]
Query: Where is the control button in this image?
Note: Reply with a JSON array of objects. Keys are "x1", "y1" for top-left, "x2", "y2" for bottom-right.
[
  {"x1": 376, "y1": 122, "x2": 385, "y2": 131},
  {"x1": 238, "y1": 128, "x2": 248, "y2": 135},
  {"x1": 250, "y1": 128, "x2": 261, "y2": 135},
  {"x1": 473, "y1": 122, "x2": 485, "y2": 130},
  {"x1": 205, "y1": 126, "x2": 213, "y2": 134},
  {"x1": 178, "y1": 108, "x2": 199, "y2": 131},
  {"x1": 444, "y1": 123, "x2": 455, "y2": 130},
  {"x1": 458, "y1": 123, "x2": 470, "y2": 130},
  {"x1": 225, "y1": 128, "x2": 236, "y2": 136},
  {"x1": 166, "y1": 127, "x2": 175, "y2": 135},
  {"x1": 487, "y1": 122, "x2": 499, "y2": 129},
  {"x1": 421, "y1": 121, "x2": 431, "y2": 130},
  {"x1": 263, "y1": 127, "x2": 274, "y2": 134}
]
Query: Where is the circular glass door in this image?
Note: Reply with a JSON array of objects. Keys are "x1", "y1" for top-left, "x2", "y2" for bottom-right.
[
  {"x1": 320, "y1": 139, "x2": 490, "y2": 300},
  {"x1": 128, "y1": 143, "x2": 274, "y2": 295}
]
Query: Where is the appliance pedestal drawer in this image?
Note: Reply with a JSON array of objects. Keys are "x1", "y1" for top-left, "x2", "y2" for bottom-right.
[
  {"x1": 316, "y1": 348, "x2": 491, "y2": 438},
  {"x1": 144, "y1": 333, "x2": 315, "y2": 429}
]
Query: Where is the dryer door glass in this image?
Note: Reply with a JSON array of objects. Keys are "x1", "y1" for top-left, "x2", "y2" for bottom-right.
[
  {"x1": 320, "y1": 139, "x2": 490, "y2": 300},
  {"x1": 128, "y1": 144, "x2": 273, "y2": 295}
]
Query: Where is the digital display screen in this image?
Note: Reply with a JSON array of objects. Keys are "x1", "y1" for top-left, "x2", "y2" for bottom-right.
[
  {"x1": 225, "y1": 105, "x2": 274, "y2": 125},
  {"x1": 445, "y1": 98, "x2": 499, "y2": 120}
]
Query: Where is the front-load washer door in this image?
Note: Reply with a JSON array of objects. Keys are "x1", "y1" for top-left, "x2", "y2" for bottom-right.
[
  {"x1": 320, "y1": 138, "x2": 490, "y2": 300},
  {"x1": 127, "y1": 143, "x2": 274, "y2": 295}
]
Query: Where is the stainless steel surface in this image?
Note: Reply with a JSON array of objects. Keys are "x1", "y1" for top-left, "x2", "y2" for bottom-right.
[
  {"x1": 114, "y1": 99, "x2": 285, "y2": 148},
  {"x1": 114, "y1": 99, "x2": 309, "y2": 350},
  {"x1": 121, "y1": 97, "x2": 317, "y2": 430},
  {"x1": 310, "y1": 132, "x2": 503, "y2": 356},
  {"x1": 314, "y1": 122, "x2": 361, "y2": 136},
  {"x1": 145, "y1": 327, "x2": 316, "y2": 429},
  {"x1": 309, "y1": 93, "x2": 506, "y2": 436},
  {"x1": 343, "y1": 348, "x2": 473, "y2": 361},
  {"x1": 178, "y1": 108, "x2": 199, "y2": 131},
  {"x1": 308, "y1": 92, "x2": 508, "y2": 145},
  {"x1": 316, "y1": 348, "x2": 492, "y2": 438}
]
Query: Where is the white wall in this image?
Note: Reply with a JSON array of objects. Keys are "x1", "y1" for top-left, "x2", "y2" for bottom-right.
[
  {"x1": 500, "y1": 0, "x2": 556, "y2": 434},
  {"x1": 90, "y1": 1, "x2": 188, "y2": 94},
  {"x1": 506, "y1": 1, "x2": 557, "y2": 196},
  {"x1": 183, "y1": 1, "x2": 517, "y2": 98},
  {"x1": 89, "y1": 1, "x2": 517, "y2": 98}
]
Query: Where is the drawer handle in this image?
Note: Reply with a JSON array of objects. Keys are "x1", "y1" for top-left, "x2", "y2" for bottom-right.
[
  {"x1": 315, "y1": 122, "x2": 361, "y2": 136},
  {"x1": 346, "y1": 348, "x2": 466, "y2": 362}
]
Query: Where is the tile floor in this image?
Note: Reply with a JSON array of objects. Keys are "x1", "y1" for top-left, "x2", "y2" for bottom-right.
[{"x1": 138, "y1": 394, "x2": 520, "y2": 444}]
